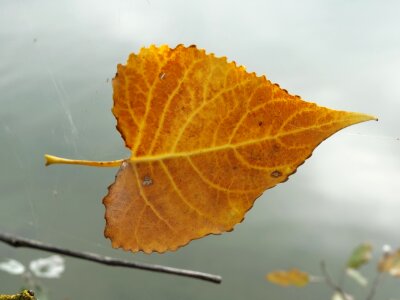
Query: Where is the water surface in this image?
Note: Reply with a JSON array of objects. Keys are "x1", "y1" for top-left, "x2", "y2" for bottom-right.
[{"x1": 1, "y1": 1, "x2": 399, "y2": 299}]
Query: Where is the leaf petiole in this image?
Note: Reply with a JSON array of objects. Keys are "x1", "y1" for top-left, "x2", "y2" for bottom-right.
[{"x1": 44, "y1": 154, "x2": 125, "y2": 167}]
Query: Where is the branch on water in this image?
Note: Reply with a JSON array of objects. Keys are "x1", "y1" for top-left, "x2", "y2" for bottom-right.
[{"x1": 0, "y1": 232, "x2": 222, "y2": 284}]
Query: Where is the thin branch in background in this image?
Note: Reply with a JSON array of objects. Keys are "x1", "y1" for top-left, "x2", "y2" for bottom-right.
[
  {"x1": 365, "y1": 272, "x2": 383, "y2": 300},
  {"x1": 320, "y1": 261, "x2": 349, "y2": 300},
  {"x1": 0, "y1": 232, "x2": 222, "y2": 284}
]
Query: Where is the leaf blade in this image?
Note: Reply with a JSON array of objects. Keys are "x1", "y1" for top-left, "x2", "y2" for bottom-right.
[
  {"x1": 347, "y1": 243, "x2": 373, "y2": 269},
  {"x1": 378, "y1": 249, "x2": 400, "y2": 277},
  {"x1": 105, "y1": 45, "x2": 377, "y2": 252},
  {"x1": 266, "y1": 269, "x2": 310, "y2": 287}
]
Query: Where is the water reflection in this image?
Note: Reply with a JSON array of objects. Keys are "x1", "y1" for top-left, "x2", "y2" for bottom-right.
[{"x1": 1, "y1": 0, "x2": 399, "y2": 299}]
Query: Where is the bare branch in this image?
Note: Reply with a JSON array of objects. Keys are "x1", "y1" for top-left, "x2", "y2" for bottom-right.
[
  {"x1": 365, "y1": 272, "x2": 383, "y2": 300},
  {"x1": 320, "y1": 261, "x2": 349, "y2": 300},
  {"x1": 0, "y1": 232, "x2": 222, "y2": 284}
]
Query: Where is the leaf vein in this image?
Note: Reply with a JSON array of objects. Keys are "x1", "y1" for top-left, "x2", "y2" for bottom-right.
[
  {"x1": 132, "y1": 163, "x2": 175, "y2": 232},
  {"x1": 159, "y1": 161, "x2": 216, "y2": 224}
]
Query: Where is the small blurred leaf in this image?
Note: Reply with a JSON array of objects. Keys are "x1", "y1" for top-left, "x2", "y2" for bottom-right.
[
  {"x1": 331, "y1": 292, "x2": 354, "y2": 300},
  {"x1": 378, "y1": 249, "x2": 400, "y2": 277},
  {"x1": 266, "y1": 268, "x2": 309, "y2": 287},
  {"x1": 0, "y1": 290, "x2": 36, "y2": 300},
  {"x1": 0, "y1": 259, "x2": 25, "y2": 275},
  {"x1": 347, "y1": 243, "x2": 372, "y2": 269},
  {"x1": 29, "y1": 255, "x2": 65, "y2": 278},
  {"x1": 346, "y1": 268, "x2": 368, "y2": 286}
]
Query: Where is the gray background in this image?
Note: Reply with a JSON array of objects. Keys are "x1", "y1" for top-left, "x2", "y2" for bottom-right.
[{"x1": 1, "y1": 0, "x2": 399, "y2": 299}]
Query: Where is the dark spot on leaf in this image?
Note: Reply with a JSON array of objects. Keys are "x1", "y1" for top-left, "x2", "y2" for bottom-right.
[
  {"x1": 142, "y1": 175, "x2": 153, "y2": 186},
  {"x1": 271, "y1": 170, "x2": 282, "y2": 178},
  {"x1": 258, "y1": 121, "x2": 263, "y2": 126},
  {"x1": 272, "y1": 143, "x2": 280, "y2": 152}
]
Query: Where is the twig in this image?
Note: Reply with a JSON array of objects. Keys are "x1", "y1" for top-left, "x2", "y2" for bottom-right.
[
  {"x1": 365, "y1": 272, "x2": 383, "y2": 300},
  {"x1": 0, "y1": 232, "x2": 222, "y2": 284},
  {"x1": 320, "y1": 261, "x2": 349, "y2": 300}
]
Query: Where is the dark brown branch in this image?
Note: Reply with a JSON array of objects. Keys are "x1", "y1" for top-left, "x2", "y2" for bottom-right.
[{"x1": 0, "y1": 232, "x2": 222, "y2": 284}]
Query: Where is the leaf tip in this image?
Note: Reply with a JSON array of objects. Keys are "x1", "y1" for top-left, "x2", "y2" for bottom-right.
[
  {"x1": 359, "y1": 113, "x2": 378, "y2": 122},
  {"x1": 341, "y1": 111, "x2": 378, "y2": 125}
]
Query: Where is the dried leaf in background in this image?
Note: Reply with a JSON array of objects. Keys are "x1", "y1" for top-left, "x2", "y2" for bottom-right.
[{"x1": 266, "y1": 268, "x2": 310, "y2": 287}]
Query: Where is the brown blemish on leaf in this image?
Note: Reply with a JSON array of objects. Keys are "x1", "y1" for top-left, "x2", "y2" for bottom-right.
[
  {"x1": 271, "y1": 170, "x2": 282, "y2": 178},
  {"x1": 142, "y1": 175, "x2": 153, "y2": 186}
]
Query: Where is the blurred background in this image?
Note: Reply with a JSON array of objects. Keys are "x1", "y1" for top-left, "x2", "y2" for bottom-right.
[{"x1": 1, "y1": 0, "x2": 399, "y2": 299}]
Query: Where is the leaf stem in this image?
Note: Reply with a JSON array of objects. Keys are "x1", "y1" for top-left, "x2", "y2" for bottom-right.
[
  {"x1": 365, "y1": 272, "x2": 383, "y2": 300},
  {"x1": 44, "y1": 154, "x2": 125, "y2": 167},
  {"x1": 320, "y1": 261, "x2": 349, "y2": 300}
]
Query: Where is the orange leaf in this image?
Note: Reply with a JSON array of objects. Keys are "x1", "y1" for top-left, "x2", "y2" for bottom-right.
[
  {"x1": 266, "y1": 268, "x2": 310, "y2": 287},
  {"x1": 45, "y1": 45, "x2": 376, "y2": 253}
]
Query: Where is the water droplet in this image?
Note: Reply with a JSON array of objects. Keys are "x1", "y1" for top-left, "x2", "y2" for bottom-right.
[
  {"x1": 271, "y1": 170, "x2": 282, "y2": 178},
  {"x1": 142, "y1": 175, "x2": 153, "y2": 186},
  {"x1": 159, "y1": 72, "x2": 166, "y2": 80}
]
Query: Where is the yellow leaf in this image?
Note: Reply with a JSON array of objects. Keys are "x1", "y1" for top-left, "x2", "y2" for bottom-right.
[
  {"x1": 379, "y1": 249, "x2": 400, "y2": 277},
  {"x1": 0, "y1": 290, "x2": 36, "y2": 300},
  {"x1": 45, "y1": 44, "x2": 377, "y2": 253},
  {"x1": 266, "y1": 268, "x2": 309, "y2": 287}
]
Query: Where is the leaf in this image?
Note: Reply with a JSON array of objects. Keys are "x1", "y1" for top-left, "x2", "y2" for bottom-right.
[
  {"x1": 347, "y1": 243, "x2": 373, "y2": 269},
  {"x1": 45, "y1": 45, "x2": 377, "y2": 253},
  {"x1": 266, "y1": 268, "x2": 309, "y2": 287},
  {"x1": 0, "y1": 259, "x2": 25, "y2": 275},
  {"x1": 0, "y1": 290, "x2": 36, "y2": 300},
  {"x1": 378, "y1": 249, "x2": 400, "y2": 277},
  {"x1": 346, "y1": 268, "x2": 368, "y2": 286},
  {"x1": 331, "y1": 292, "x2": 354, "y2": 300},
  {"x1": 29, "y1": 255, "x2": 65, "y2": 278}
]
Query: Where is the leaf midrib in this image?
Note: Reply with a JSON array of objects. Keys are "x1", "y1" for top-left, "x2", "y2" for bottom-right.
[{"x1": 130, "y1": 123, "x2": 327, "y2": 163}]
